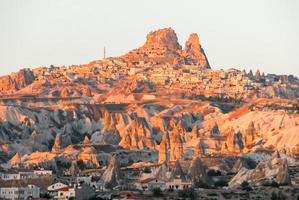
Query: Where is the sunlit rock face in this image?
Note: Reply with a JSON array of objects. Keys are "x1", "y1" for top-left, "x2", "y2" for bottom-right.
[
  {"x1": 183, "y1": 33, "x2": 210, "y2": 68},
  {"x1": 229, "y1": 151, "x2": 292, "y2": 187},
  {"x1": 188, "y1": 157, "x2": 209, "y2": 184},
  {"x1": 100, "y1": 156, "x2": 122, "y2": 187},
  {"x1": 0, "y1": 68, "x2": 35, "y2": 92}
]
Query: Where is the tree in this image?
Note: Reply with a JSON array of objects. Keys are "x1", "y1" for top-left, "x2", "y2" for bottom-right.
[
  {"x1": 271, "y1": 191, "x2": 287, "y2": 200},
  {"x1": 178, "y1": 188, "x2": 196, "y2": 199},
  {"x1": 152, "y1": 188, "x2": 163, "y2": 197},
  {"x1": 241, "y1": 181, "x2": 252, "y2": 191},
  {"x1": 105, "y1": 182, "x2": 113, "y2": 190},
  {"x1": 214, "y1": 180, "x2": 228, "y2": 187}
]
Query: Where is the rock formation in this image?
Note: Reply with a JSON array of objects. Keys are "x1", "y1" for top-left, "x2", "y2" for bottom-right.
[
  {"x1": 169, "y1": 132, "x2": 184, "y2": 161},
  {"x1": 229, "y1": 152, "x2": 292, "y2": 187},
  {"x1": 188, "y1": 157, "x2": 209, "y2": 184},
  {"x1": 158, "y1": 132, "x2": 170, "y2": 163},
  {"x1": 144, "y1": 27, "x2": 181, "y2": 51},
  {"x1": 51, "y1": 135, "x2": 62, "y2": 154},
  {"x1": 183, "y1": 33, "x2": 210, "y2": 68},
  {"x1": 170, "y1": 160, "x2": 186, "y2": 180},
  {"x1": 244, "y1": 121, "x2": 258, "y2": 147},
  {"x1": 0, "y1": 68, "x2": 35, "y2": 92},
  {"x1": 9, "y1": 152, "x2": 22, "y2": 167},
  {"x1": 154, "y1": 161, "x2": 170, "y2": 181},
  {"x1": 77, "y1": 136, "x2": 99, "y2": 167},
  {"x1": 101, "y1": 156, "x2": 122, "y2": 187}
]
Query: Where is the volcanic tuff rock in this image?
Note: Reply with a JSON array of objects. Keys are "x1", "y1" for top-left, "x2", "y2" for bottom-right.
[
  {"x1": 170, "y1": 160, "x2": 186, "y2": 180},
  {"x1": 123, "y1": 27, "x2": 210, "y2": 68},
  {"x1": 101, "y1": 156, "x2": 122, "y2": 187},
  {"x1": 0, "y1": 69, "x2": 35, "y2": 92},
  {"x1": 229, "y1": 151, "x2": 292, "y2": 187},
  {"x1": 9, "y1": 152, "x2": 22, "y2": 167},
  {"x1": 144, "y1": 27, "x2": 182, "y2": 50},
  {"x1": 188, "y1": 157, "x2": 209, "y2": 184},
  {"x1": 183, "y1": 33, "x2": 210, "y2": 68},
  {"x1": 51, "y1": 135, "x2": 62, "y2": 154}
]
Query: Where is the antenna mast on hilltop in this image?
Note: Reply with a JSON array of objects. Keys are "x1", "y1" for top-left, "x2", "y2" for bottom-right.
[{"x1": 103, "y1": 47, "x2": 106, "y2": 59}]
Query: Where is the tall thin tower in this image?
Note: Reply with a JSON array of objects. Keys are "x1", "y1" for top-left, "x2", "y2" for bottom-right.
[{"x1": 103, "y1": 47, "x2": 106, "y2": 59}]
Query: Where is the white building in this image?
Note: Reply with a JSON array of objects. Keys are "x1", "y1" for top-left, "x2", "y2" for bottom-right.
[
  {"x1": 33, "y1": 169, "x2": 52, "y2": 176},
  {"x1": 166, "y1": 178, "x2": 192, "y2": 190},
  {"x1": 0, "y1": 184, "x2": 40, "y2": 200},
  {"x1": 0, "y1": 170, "x2": 35, "y2": 181},
  {"x1": 56, "y1": 185, "x2": 95, "y2": 200},
  {"x1": 47, "y1": 182, "x2": 69, "y2": 197},
  {"x1": 135, "y1": 178, "x2": 166, "y2": 191},
  {"x1": 56, "y1": 187, "x2": 75, "y2": 200}
]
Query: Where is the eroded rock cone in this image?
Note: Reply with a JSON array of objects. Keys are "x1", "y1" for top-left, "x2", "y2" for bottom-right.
[
  {"x1": 10, "y1": 152, "x2": 22, "y2": 167},
  {"x1": 83, "y1": 135, "x2": 91, "y2": 145},
  {"x1": 245, "y1": 121, "x2": 258, "y2": 147},
  {"x1": 232, "y1": 158, "x2": 250, "y2": 173},
  {"x1": 158, "y1": 132, "x2": 170, "y2": 163},
  {"x1": 188, "y1": 157, "x2": 209, "y2": 184},
  {"x1": 169, "y1": 132, "x2": 184, "y2": 161},
  {"x1": 229, "y1": 153, "x2": 292, "y2": 187},
  {"x1": 51, "y1": 135, "x2": 62, "y2": 154},
  {"x1": 276, "y1": 158, "x2": 291, "y2": 185},
  {"x1": 183, "y1": 33, "x2": 210, "y2": 68},
  {"x1": 101, "y1": 156, "x2": 122, "y2": 187},
  {"x1": 170, "y1": 160, "x2": 186, "y2": 180},
  {"x1": 155, "y1": 161, "x2": 170, "y2": 181}
]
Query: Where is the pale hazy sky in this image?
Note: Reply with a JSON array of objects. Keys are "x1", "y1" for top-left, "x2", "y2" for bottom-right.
[{"x1": 0, "y1": 0, "x2": 299, "y2": 76}]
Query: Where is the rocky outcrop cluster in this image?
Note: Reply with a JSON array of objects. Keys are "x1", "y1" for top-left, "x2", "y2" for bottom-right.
[
  {"x1": 101, "y1": 156, "x2": 122, "y2": 187},
  {"x1": 123, "y1": 27, "x2": 210, "y2": 68},
  {"x1": 188, "y1": 157, "x2": 209, "y2": 184},
  {"x1": 229, "y1": 151, "x2": 292, "y2": 187},
  {"x1": 0, "y1": 69, "x2": 35, "y2": 92}
]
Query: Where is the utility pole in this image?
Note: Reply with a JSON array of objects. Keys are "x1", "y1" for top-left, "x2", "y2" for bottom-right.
[{"x1": 103, "y1": 47, "x2": 106, "y2": 59}]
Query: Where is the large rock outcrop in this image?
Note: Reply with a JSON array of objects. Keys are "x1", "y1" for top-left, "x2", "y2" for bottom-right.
[
  {"x1": 188, "y1": 157, "x2": 209, "y2": 183},
  {"x1": 0, "y1": 68, "x2": 35, "y2": 92},
  {"x1": 101, "y1": 156, "x2": 122, "y2": 187},
  {"x1": 183, "y1": 33, "x2": 210, "y2": 68},
  {"x1": 122, "y1": 27, "x2": 210, "y2": 67},
  {"x1": 229, "y1": 152, "x2": 292, "y2": 187}
]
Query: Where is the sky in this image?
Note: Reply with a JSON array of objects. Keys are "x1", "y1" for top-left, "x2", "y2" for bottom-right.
[{"x1": 0, "y1": 0, "x2": 299, "y2": 77}]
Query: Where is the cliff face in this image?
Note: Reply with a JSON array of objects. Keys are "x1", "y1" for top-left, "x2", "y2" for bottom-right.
[
  {"x1": 229, "y1": 152, "x2": 292, "y2": 187},
  {"x1": 122, "y1": 27, "x2": 210, "y2": 68},
  {"x1": 183, "y1": 33, "x2": 210, "y2": 68},
  {"x1": 0, "y1": 69, "x2": 35, "y2": 92}
]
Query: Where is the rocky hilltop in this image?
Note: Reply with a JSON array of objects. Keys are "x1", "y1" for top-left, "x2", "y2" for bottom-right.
[{"x1": 123, "y1": 27, "x2": 210, "y2": 68}]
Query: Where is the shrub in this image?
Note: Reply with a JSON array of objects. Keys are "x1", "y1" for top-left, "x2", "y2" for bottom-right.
[
  {"x1": 241, "y1": 181, "x2": 252, "y2": 191},
  {"x1": 178, "y1": 188, "x2": 196, "y2": 199},
  {"x1": 263, "y1": 181, "x2": 279, "y2": 188},
  {"x1": 271, "y1": 191, "x2": 287, "y2": 200},
  {"x1": 214, "y1": 180, "x2": 228, "y2": 187},
  {"x1": 194, "y1": 181, "x2": 212, "y2": 189},
  {"x1": 152, "y1": 188, "x2": 163, "y2": 197},
  {"x1": 105, "y1": 182, "x2": 113, "y2": 190},
  {"x1": 207, "y1": 169, "x2": 222, "y2": 176}
]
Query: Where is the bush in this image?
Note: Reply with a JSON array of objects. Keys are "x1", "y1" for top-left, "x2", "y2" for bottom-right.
[
  {"x1": 178, "y1": 188, "x2": 196, "y2": 199},
  {"x1": 105, "y1": 182, "x2": 114, "y2": 190},
  {"x1": 194, "y1": 181, "x2": 212, "y2": 189},
  {"x1": 152, "y1": 188, "x2": 163, "y2": 197},
  {"x1": 214, "y1": 180, "x2": 228, "y2": 187},
  {"x1": 271, "y1": 191, "x2": 287, "y2": 200},
  {"x1": 241, "y1": 181, "x2": 252, "y2": 191},
  {"x1": 207, "y1": 169, "x2": 222, "y2": 176},
  {"x1": 263, "y1": 181, "x2": 279, "y2": 188}
]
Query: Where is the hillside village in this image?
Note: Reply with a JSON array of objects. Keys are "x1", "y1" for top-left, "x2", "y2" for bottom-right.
[{"x1": 0, "y1": 28, "x2": 298, "y2": 199}]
